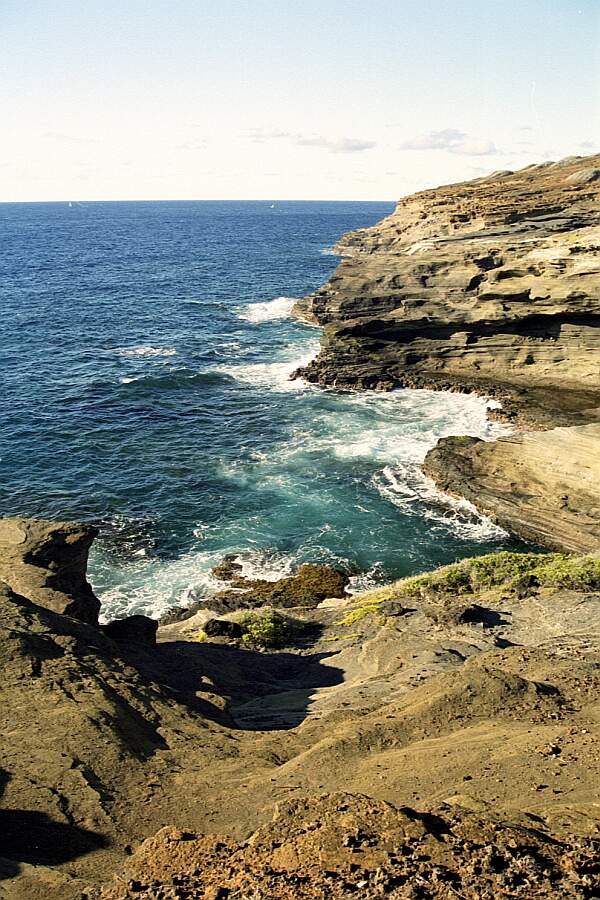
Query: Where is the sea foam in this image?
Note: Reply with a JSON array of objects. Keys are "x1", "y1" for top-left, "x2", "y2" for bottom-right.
[
  {"x1": 214, "y1": 339, "x2": 319, "y2": 392},
  {"x1": 237, "y1": 296, "x2": 297, "y2": 322}
]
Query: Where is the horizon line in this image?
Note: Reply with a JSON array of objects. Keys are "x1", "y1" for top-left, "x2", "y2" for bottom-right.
[{"x1": 0, "y1": 197, "x2": 398, "y2": 205}]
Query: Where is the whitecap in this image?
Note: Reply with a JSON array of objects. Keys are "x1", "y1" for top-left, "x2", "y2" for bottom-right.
[
  {"x1": 113, "y1": 345, "x2": 177, "y2": 358},
  {"x1": 372, "y1": 464, "x2": 507, "y2": 542},
  {"x1": 237, "y1": 296, "x2": 297, "y2": 323},
  {"x1": 90, "y1": 540, "x2": 310, "y2": 622}
]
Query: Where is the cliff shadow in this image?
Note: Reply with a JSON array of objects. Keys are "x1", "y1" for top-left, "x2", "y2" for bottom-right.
[
  {"x1": 130, "y1": 638, "x2": 345, "y2": 731},
  {"x1": 0, "y1": 769, "x2": 107, "y2": 880}
]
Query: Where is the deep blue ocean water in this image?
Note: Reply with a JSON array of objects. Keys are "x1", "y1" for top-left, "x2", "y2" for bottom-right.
[{"x1": 1, "y1": 200, "x2": 516, "y2": 619}]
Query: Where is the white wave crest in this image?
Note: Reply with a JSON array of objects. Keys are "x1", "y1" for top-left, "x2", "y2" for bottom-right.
[
  {"x1": 237, "y1": 296, "x2": 297, "y2": 323},
  {"x1": 90, "y1": 541, "x2": 309, "y2": 621},
  {"x1": 113, "y1": 345, "x2": 177, "y2": 358},
  {"x1": 373, "y1": 464, "x2": 507, "y2": 542},
  {"x1": 214, "y1": 339, "x2": 319, "y2": 392}
]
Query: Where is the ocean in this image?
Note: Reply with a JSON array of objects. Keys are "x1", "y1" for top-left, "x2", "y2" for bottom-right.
[{"x1": 0, "y1": 200, "x2": 516, "y2": 620}]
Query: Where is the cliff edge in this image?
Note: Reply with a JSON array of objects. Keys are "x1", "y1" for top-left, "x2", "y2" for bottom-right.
[
  {"x1": 293, "y1": 155, "x2": 600, "y2": 552},
  {"x1": 294, "y1": 155, "x2": 600, "y2": 429}
]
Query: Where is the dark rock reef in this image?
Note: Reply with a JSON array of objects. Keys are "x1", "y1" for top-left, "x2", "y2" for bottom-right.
[{"x1": 293, "y1": 154, "x2": 600, "y2": 429}]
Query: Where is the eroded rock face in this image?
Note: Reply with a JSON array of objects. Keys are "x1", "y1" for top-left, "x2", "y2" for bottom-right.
[
  {"x1": 0, "y1": 516, "x2": 101, "y2": 624},
  {"x1": 423, "y1": 424, "x2": 600, "y2": 553},
  {"x1": 293, "y1": 155, "x2": 600, "y2": 426}
]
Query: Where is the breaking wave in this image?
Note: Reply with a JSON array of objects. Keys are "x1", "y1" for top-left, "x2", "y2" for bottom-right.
[{"x1": 237, "y1": 296, "x2": 298, "y2": 322}]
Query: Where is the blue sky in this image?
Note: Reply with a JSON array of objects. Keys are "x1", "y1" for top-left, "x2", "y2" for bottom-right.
[{"x1": 1, "y1": 0, "x2": 599, "y2": 200}]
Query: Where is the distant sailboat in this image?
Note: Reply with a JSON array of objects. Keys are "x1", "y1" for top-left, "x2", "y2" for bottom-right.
[
  {"x1": 270, "y1": 203, "x2": 275, "y2": 209},
  {"x1": 68, "y1": 201, "x2": 73, "y2": 207}
]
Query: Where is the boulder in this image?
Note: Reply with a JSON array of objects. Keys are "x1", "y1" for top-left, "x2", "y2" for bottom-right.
[
  {"x1": 203, "y1": 618, "x2": 243, "y2": 639},
  {"x1": 0, "y1": 516, "x2": 100, "y2": 624},
  {"x1": 103, "y1": 614, "x2": 158, "y2": 647}
]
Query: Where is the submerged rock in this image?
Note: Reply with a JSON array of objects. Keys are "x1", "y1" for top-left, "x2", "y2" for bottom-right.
[{"x1": 0, "y1": 516, "x2": 100, "y2": 624}]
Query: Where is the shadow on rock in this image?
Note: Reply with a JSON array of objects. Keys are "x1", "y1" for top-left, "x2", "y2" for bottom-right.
[
  {"x1": 0, "y1": 769, "x2": 107, "y2": 879},
  {"x1": 132, "y1": 640, "x2": 345, "y2": 731}
]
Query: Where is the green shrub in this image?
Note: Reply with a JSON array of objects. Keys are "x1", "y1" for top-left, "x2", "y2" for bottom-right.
[
  {"x1": 534, "y1": 554, "x2": 600, "y2": 590},
  {"x1": 238, "y1": 610, "x2": 292, "y2": 648},
  {"x1": 375, "y1": 552, "x2": 600, "y2": 603}
]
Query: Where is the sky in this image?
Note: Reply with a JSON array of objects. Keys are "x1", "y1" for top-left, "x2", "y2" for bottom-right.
[{"x1": 1, "y1": 0, "x2": 599, "y2": 201}]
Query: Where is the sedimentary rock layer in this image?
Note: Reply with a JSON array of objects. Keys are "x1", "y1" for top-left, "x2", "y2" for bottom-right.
[
  {"x1": 293, "y1": 155, "x2": 600, "y2": 426},
  {"x1": 424, "y1": 424, "x2": 600, "y2": 553}
]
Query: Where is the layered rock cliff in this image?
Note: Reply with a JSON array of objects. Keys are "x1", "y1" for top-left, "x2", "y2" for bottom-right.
[
  {"x1": 294, "y1": 155, "x2": 600, "y2": 428},
  {"x1": 423, "y1": 424, "x2": 600, "y2": 553},
  {"x1": 293, "y1": 154, "x2": 600, "y2": 553}
]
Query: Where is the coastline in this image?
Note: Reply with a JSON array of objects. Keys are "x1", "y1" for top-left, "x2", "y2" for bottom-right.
[
  {"x1": 291, "y1": 154, "x2": 600, "y2": 553},
  {"x1": 1, "y1": 157, "x2": 600, "y2": 898}
]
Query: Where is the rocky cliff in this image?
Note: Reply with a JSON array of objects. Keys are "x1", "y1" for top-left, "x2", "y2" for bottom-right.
[
  {"x1": 293, "y1": 155, "x2": 600, "y2": 553},
  {"x1": 294, "y1": 155, "x2": 600, "y2": 428},
  {"x1": 423, "y1": 424, "x2": 600, "y2": 554}
]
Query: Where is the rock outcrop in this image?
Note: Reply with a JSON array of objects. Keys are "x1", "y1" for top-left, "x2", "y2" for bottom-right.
[
  {"x1": 1, "y1": 519, "x2": 600, "y2": 898},
  {"x1": 0, "y1": 517, "x2": 100, "y2": 624},
  {"x1": 98, "y1": 793, "x2": 600, "y2": 899},
  {"x1": 423, "y1": 425, "x2": 600, "y2": 553},
  {"x1": 293, "y1": 155, "x2": 600, "y2": 428}
]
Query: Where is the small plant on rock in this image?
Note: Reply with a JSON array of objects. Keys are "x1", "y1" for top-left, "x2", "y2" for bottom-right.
[{"x1": 238, "y1": 610, "x2": 293, "y2": 648}]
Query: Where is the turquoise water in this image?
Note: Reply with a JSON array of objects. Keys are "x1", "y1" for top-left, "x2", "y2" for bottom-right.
[{"x1": 0, "y1": 200, "x2": 515, "y2": 619}]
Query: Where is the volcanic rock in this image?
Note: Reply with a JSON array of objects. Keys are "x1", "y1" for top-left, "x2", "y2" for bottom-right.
[
  {"x1": 103, "y1": 614, "x2": 158, "y2": 647},
  {"x1": 210, "y1": 561, "x2": 349, "y2": 612},
  {"x1": 0, "y1": 516, "x2": 100, "y2": 624},
  {"x1": 203, "y1": 618, "x2": 243, "y2": 639}
]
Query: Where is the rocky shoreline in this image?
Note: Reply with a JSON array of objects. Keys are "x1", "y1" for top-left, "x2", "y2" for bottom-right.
[
  {"x1": 2, "y1": 156, "x2": 600, "y2": 899},
  {"x1": 2, "y1": 517, "x2": 600, "y2": 898},
  {"x1": 293, "y1": 154, "x2": 600, "y2": 552}
]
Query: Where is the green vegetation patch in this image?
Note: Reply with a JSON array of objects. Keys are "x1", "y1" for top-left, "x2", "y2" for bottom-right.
[
  {"x1": 236, "y1": 609, "x2": 294, "y2": 648},
  {"x1": 335, "y1": 602, "x2": 383, "y2": 627},
  {"x1": 368, "y1": 551, "x2": 600, "y2": 604}
]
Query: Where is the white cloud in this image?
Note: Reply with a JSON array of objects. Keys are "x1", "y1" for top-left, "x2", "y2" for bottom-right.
[
  {"x1": 41, "y1": 131, "x2": 98, "y2": 144},
  {"x1": 243, "y1": 129, "x2": 375, "y2": 153},
  {"x1": 176, "y1": 140, "x2": 209, "y2": 151},
  {"x1": 294, "y1": 135, "x2": 376, "y2": 153},
  {"x1": 244, "y1": 128, "x2": 292, "y2": 142},
  {"x1": 399, "y1": 128, "x2": 497, "y2": 156}
]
